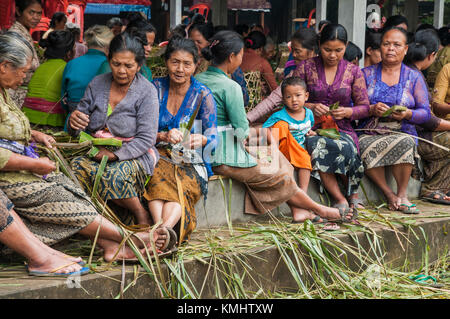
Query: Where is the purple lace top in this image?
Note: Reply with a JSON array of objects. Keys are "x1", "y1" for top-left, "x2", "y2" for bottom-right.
[
  {"x1": 359, "y1": 63, "x2": 432, "y2": 141},
  {"x1": 247, "y1": 57, "x2": 370, "y2": 151}
]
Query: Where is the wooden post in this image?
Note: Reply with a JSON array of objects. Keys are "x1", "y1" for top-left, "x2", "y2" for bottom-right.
[{"x1": 404, "y1": 0, "x2": 419, "y2": 32}]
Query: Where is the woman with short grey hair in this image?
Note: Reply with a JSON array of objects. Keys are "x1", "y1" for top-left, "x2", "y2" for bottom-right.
[{"x1": 0, "y1": 32, "x2": 170, "y2": 271}]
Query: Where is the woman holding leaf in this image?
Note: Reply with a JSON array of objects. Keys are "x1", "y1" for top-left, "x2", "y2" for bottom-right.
[
  {"x1": 69, "y1": 33, "x2": 161, "y2": 228},
  {"x1": 247, "y1": 24, "x2": 370, "y2": 214},
  {"x1": 143, "y1": 37, "x2": 218, "y2": 245},
  {"x1": 196, "y1": 31, "x2": 352, "y2": 225},
  {"x1": 358, "y1": 27, "x2": 431, "y2": 213},
  {"x1": 0, "y1": 32, "x2": 169, "y2": 268}
]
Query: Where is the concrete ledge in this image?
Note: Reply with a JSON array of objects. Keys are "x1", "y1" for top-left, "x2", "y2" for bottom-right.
[
  {"x1": 0, "y1": 202, "x2": 448, "y2": 299},
  {"x1": 196, "y1": 174, "x2": 421, "y2": 228}
]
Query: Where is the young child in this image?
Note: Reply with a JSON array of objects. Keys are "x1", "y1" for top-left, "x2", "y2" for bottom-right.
[{"x1": 263, "y1": 77, "x2": 315, "y2": 192}]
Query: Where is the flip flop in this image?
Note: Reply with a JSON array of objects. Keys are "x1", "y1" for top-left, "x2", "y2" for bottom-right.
[
  {"x1": 165, "y1": 227, "x2": 178, "y2": 251},
  {"x1": 421, "y1": 191, "x2": 450, "y2": 206},
  {"x1": 398, "y1": 204, "x2": 420, "y2": 215},
  {"x1": 27, "y1": 262, "x2": 90, "y2": 278},
  {"x1": 349, "y1": 198, "x2": 366, "y2": 209},
  {"x1": 332, "y1": 204, "x2": 354, "y2": 223}
]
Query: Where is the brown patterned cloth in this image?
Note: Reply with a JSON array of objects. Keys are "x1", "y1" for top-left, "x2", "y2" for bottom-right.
[
  {"x1": 359, "y1": 133, "x2": 419, "y2": 170},
  {"x1": 213, "y1": 145, "x2": 299, "y2": 215},
  {"x1": 0, "y1": 189, "x2": 14, "y2": 234},
  {"x1": 0, "y1": 173, "x2": 97, "y2": 254},
  {"x1": 143, "y1": 148, "x2": 203, "y2": 245},
  {"x1": 418, "y1": 131, "x2": 450, "y2": 196}
]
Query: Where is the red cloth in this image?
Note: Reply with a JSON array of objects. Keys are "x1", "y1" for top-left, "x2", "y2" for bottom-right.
[
  {"x1": 86, "y1": 0, "x2": 151, "y2": 5},
  {"x1": 0, "y1": 0, "x2": 15, "y2": 30}
]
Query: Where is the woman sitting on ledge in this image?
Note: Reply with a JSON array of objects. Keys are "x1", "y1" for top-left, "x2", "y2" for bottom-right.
[
  {"x1": 196, "y1": 30, "x2": 353, "y2": 225},
  {"x1": 144, "y1": 37, "x2": 218, "y2": 245},
  {"x1": 69, "y1": 33, "x2": 161, "y2": 228},
  {"x1": 358, "y1": 27, "x2": 431, "y2": 214},
  {"x1": 0, "y1": 32, "x2": 168, "y2": 266}
]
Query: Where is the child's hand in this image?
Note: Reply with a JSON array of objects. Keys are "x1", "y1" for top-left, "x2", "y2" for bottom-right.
[{"x1": 306, "y1": 130, "x2": 317, "y2": 137}]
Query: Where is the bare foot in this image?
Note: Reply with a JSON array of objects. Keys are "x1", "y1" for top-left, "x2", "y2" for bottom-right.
[
  {"x1": 27, "y1": 254, "x2": 83, "y2": 275},
  {"x1": 103, "y1": 241, "x2": 161, "y2": 262},
  {"x1": 292, "y1": 208, "x2": 327, "y2": 223},
  {"x1": 131, "y1": 228, "x2": 168, "y2": 251},
  {"x1": 386, "y1": 193, "x2": 400, "y2": 211}
]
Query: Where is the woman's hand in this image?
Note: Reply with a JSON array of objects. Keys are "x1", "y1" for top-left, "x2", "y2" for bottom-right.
[
  {"x1": 331, "y1": 107, "x2": 353, "y2": 121},
  {"x1": 390, "y1": 109, "x2": 412, "y2": 122},
  {"x1": 310, "y1": 103, "x2": 330, "y2": 117},
  {"x1": 184, "y1": 134, "x2": 207, "y2": 149},
  {"x1": 31, "y1": 157, "x2": 57, "y2": 175},
  {"x1": 69, "y1": 111, "x2": 90, "y2": 131},
  {"x1": 164, "y1": 128, "x2": 184, "y2": 145},
  {"x1": 370, "y1": 102, "x2": 390, "y2": 118},
  {"x1": 93, "y1": 147, "x2": 118, "y2": 163},
  {"x1": 31, "y1": 131, "x2": 56, "y2": 149}
]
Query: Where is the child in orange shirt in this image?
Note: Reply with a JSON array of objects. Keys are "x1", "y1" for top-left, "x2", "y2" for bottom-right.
[{"x1": 263, "y1": 77, "x2": 315, "y2": 192}]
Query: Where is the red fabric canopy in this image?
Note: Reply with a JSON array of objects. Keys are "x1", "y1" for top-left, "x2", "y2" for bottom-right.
[{"x1": 85, "y1": 0, "x2": 151, "y2": 5}]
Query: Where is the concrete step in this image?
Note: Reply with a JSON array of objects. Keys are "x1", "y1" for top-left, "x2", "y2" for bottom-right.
[
  {"x1": 196, "y1": 173, "x2": 422, "y2": 228},
  {"x1": 0, "y1": 201, "x2": 448, "y2": 299}
]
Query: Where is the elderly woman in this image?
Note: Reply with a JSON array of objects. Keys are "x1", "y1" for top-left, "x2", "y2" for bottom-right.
[
  {"x1": 61, "y1": 25, "x2": 114, "y2": 115},
  {"x1": 247, "y1": 24, "x2": 370, "y2": 212},
  {"x1": 0, "y1": 32, "x2": 168, "y2": 267},
  {"x1": 7, "y1": 0, "x2": 42, "y2": 108},
  {"x1": 196, "y1": 31, "x2": 352, "y2": 225},
  {"x1": 69, "y1": 33, "x2": 160, "y2": 230},
  {"x1": 358, "y1": 27, "x2": 431, "y2": 213},
  {"x1": 22, "y1": 30, "x2": 75, "y2": 127},
  {"x1": 144, "y1": 37, "x2": 218, "y2": 245},
  {"x1": 97, "y1": 17, "x2": 156, "y2": 81}
]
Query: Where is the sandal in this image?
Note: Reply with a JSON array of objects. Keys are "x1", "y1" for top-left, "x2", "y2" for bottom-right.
[
  {"x1": 27, "y1": 262, "x2": 90, "y2": 278},
  {"x1": 349, "y1": 198, "x2": 365, "y2": 210},
  {"x1": 398, "y1": 203, "x2": 420, "y2": 215},
  {"x1": 332, "y1": 204, "x2": 354, "y2": 223},
  {"x1": 422, "y1": 191, "x2": 450, "y2": 206}
]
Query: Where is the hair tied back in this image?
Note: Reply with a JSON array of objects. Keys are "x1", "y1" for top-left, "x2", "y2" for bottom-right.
[{"x1": 210, "y1": 40, "x2": 220, "y2": 49}]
